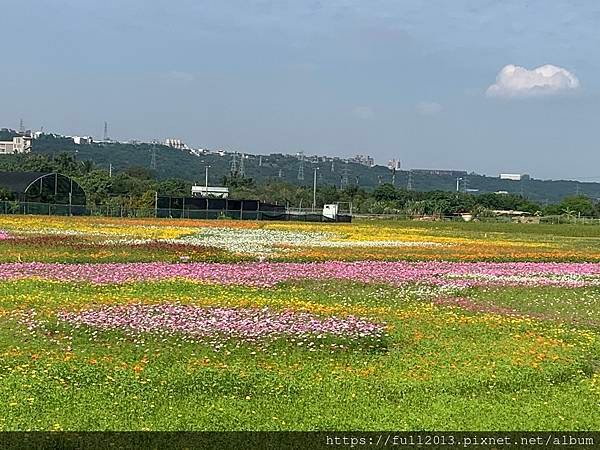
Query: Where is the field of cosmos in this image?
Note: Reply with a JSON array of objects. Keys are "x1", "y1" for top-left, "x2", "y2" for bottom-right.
[{"x1": 0, "y1": 215, "x2": 599, "y2": 430}]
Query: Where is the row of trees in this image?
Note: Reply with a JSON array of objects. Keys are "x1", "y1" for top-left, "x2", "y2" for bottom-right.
[{"x1": 1, "y1": 153, "x2": 599, "y2": 217}]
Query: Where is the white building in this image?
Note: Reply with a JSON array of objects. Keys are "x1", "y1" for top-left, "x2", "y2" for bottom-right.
[
  {"x1": 164, "y1": 138, "x2": 190, "y2": 150},
  {"x1": 499, "y1": 173, "x2": 522, "y2": 181},
  {"x1": 349, "y1": 154, "x2": 375, "y2": 167},
  {"x1": 72, "y1": 136, "x2": 93, "y2": 145},
  {"x1": 387, "y1": 159, "x2": 401, "y2": 171},
  {"x1": 191, "y1": 186, "x2": 229, "y2": 198},
  {"x1": 0, "y1": 136, "x2": 32, "y2": 154}
]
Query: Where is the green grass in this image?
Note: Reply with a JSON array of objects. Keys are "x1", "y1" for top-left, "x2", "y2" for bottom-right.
[{"x1": 0, "y1": 281, "x2": 598, "y2": 430}]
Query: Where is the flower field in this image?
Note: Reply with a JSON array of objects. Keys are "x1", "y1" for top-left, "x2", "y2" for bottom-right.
[{"x1": 0, "y1": 215, "x2": 599, "y2": 430}]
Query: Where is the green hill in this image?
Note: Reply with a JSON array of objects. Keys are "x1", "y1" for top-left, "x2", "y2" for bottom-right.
[{"x1": 5, "y1": 134, "x2": 600, "y2": 203}]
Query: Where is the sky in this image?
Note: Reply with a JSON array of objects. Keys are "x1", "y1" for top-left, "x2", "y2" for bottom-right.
[{"x1": 2, "y1": 0, "x2": 600, "y2": 180}]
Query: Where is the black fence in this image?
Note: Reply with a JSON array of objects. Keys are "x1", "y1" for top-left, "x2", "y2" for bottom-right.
[
  {"x1": 0, "y1": 199, "x2": 352, "y2": 222},
  {"x1": 156, "y1": 196, "x2": 284, "y2": 220}
]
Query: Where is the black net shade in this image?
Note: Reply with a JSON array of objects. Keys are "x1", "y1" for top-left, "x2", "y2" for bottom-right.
[{"x1": 0, "y1": 172, "x2": 86, "y2": 205}]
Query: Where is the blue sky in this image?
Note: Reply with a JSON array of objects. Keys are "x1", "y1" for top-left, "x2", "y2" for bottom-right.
[{"x1": 3, "y1": 0, "x2": 600, "y2": 180}]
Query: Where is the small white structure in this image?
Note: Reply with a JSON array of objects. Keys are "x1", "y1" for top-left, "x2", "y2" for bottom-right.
[
  {"x1": 387, "y1": 159, "x2": 401, "y2": 171},
  {"x1": 323, "y1": 204, "x2": 339, "y2": 219},
  {"x1": 191, "y1": 186, "x2": 229, "y2": 198},
  {"x1": 164, "y1": 138, "x2": 190, "y2": 150},
  {"x1": 73, "y1": 136, "x2": 93, "y2": 145},
  {"x1": 500, "y1": 173, "x2": 522, "y2": 181},
  {"x1": 0, "y1": 136, "x2": 32, "y2": 154}
]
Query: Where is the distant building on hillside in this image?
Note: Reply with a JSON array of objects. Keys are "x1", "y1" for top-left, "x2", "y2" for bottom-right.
[
  {"x1": 72, "y1": 136, "x2": 93, "y2": 145},
  {"x1": 0, "y1": 136, "x2": 32, "y2": 154},
  {"x1": 499, "y1": 173, "x2": 523, "y2": 181},
  {"x1": 164, "y1": 138, "x2": 190, "y2": 150},
  {"x1": 387, "y1": 159, "x2": 401, "y2": 171},
  {"x1": 349, "y1": 154, "x2": 375, "y2": 167}
]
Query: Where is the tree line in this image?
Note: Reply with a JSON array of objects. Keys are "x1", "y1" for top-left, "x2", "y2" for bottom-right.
[{"x1": 1, "y1": 153, "x2": 599, "y2": 218}]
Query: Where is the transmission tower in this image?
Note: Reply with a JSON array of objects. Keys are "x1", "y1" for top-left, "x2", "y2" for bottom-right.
[
  {"x1": 230, "y1": 152, "x2": 239, "y2": 177},
  {"x1": 239, "y1": 153, "x2": 246, "y2": 177},
  {"x1": 340, "y1": 161, "x2": 350, "y2": 189},
  {"x1": 297, "y1": 151, "x2": 305, "y2": 181},
  {"x1": 150, "y1": 140, "x2": 157, "y2": 170},
  {"x1": 407, "y1": 170, "x2": 413, "y2": 191}
]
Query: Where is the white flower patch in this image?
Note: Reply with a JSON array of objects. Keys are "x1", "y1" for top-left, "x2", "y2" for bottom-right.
[
  {"x1": 97, "y1": 227, "x2": 446, "y2": 256},
  {"x1": 179, "y1": 227, "x2": 335, "y2": 255}
]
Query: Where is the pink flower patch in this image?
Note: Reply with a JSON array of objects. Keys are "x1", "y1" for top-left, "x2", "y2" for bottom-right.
[{"x1": 57, "y1": 304, "x2": 386, "y2": 343}]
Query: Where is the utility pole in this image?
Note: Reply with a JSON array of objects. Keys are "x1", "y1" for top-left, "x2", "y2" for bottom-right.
[{"x1": 312, "y1": 167, "x2": 319, "y2": 212}]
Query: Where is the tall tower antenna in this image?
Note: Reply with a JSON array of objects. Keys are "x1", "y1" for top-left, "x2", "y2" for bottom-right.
[
  {"x1": 150, "y1": 140, "x2": 157, "y2": 170},
  {"x1": 407, "y1": 170, "x2": 413, "y2": 191},
  {"x1": 230, "y1": 152, "x2": 239, "y2": 177},
  {"x1": 239, "y1": 153, "x2": 246, "y2": 177},
  {"x1": 103, "y1": 122, "x2": 109, "y2": 141},
  {"x1": 341, "y1": 160, "x2": 350, "y2": 189},
  {"x1": 297, "y1": 151, "x2": 305, "y2": 181}
]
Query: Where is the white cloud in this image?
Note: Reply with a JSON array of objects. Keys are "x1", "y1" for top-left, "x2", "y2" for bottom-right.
[
  {"x1": 486, "y1": 64, "x2": 580, "y2": 98},
  {"x1": 416, "y1": 101, "x2": 443, "y2": 115},
  {"x1": 352, "y1": 106, "x2": 374, "y2": 119}
]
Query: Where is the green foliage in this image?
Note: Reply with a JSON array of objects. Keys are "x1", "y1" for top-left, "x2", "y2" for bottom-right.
[{"x1": 2, "y1": 151, "x2": 600, "y2": 216}]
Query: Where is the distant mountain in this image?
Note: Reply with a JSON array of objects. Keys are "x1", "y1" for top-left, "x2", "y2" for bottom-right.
[{"x1": 22, "y1": 134, "x2": 600, "y2": 203}]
